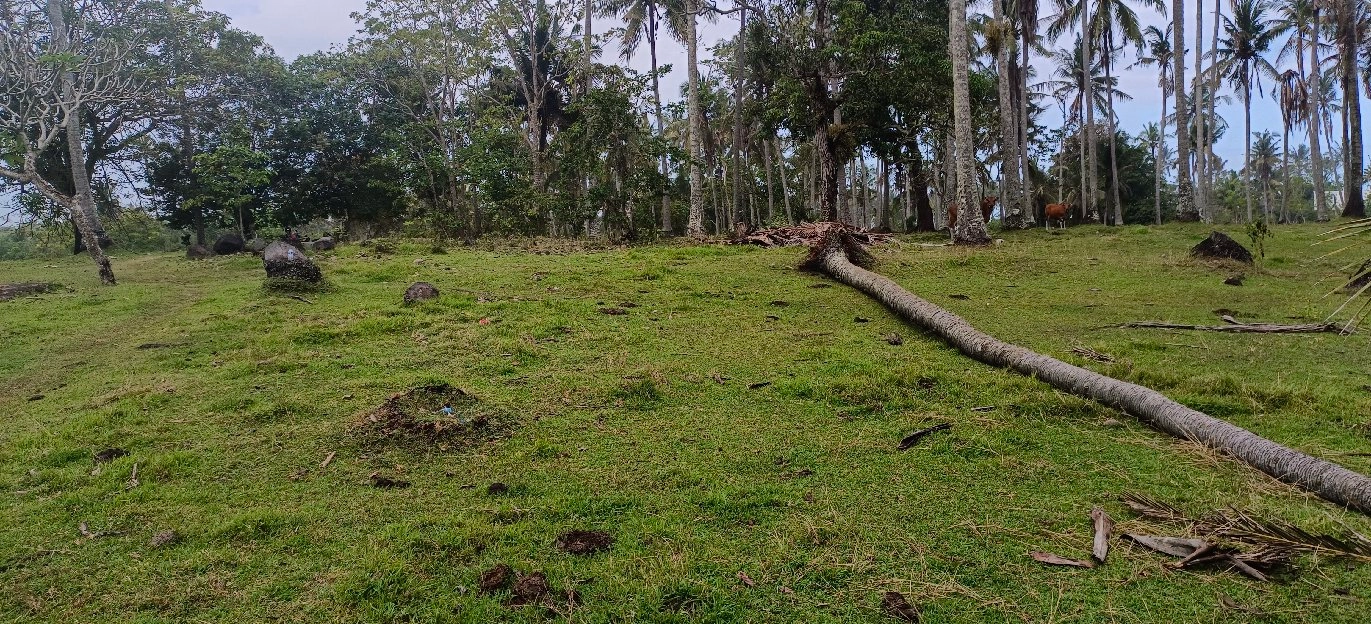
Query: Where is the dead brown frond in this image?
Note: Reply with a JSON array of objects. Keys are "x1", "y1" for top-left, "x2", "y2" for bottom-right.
[
  {"x1": 1121, "y1": 492, "x2": 1190, "y2": 524},
  {"x1": 1202, "y1": 507, "x2": 1371, "y2": 564}
]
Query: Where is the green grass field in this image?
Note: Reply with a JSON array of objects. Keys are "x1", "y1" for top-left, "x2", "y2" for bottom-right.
[{"x1": 3, "y1": 223, "x2": 1370, "y2": 623}]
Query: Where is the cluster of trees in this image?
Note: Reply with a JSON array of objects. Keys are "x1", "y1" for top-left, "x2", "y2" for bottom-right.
[{"x1": 4, "y1": 0, "x2": 1371, "y2": 282}]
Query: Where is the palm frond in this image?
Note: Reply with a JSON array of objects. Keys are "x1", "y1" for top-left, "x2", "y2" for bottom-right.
[{"x1": 1203, "y1": 508, "x2": 1371, "y2": 563}]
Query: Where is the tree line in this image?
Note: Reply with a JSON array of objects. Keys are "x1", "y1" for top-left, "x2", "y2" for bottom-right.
[{"x1": 2, "y1": 0, "x2": 1369, "y2": 281}]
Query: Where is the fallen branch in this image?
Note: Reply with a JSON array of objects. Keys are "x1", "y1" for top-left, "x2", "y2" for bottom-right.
[
  {"x1": 897, "y1": 422, "x2": 951, "y2": 450},
  {"x1": 1112, "y1": 315, "x2": 1346, "y2": 334},
  {"x1": 806, "y1": 224, "x2": 1371, "y2": 513}
]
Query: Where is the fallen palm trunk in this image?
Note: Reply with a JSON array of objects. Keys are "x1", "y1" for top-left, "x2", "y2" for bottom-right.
[
  {"x1": 806, "y1": 225, "x2": 1371, "y2": 513},
  {"x1": 1115, "y1": 315, "x2": 1345, "y2": 334}
]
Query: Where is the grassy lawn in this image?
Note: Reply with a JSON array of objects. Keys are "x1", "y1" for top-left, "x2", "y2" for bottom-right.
[{"x1": 2, "y1": 223, "x2": 1370, "y2": 623}]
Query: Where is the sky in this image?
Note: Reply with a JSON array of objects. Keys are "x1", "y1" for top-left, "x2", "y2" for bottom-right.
[{"x1": 200, "y1": 0, "x2": 1366, "y2": 175}]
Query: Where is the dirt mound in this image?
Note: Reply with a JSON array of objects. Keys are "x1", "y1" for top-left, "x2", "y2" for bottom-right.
[
  {"x1": 554, "y1": 529, "x2": 614, "y2": 555},
  {"x1": 1190, "y1": 231, "x2": 1254, "y2": 264},
  {"x1": 355, "y1": 383, "x2": 505, "y2": 448},
  {"x1": 0, "y1": 283, "x2": 56, "y2": 301},
  {"x1": 403, "y1": 282, "x2": 439, "y2": 304},
  {"x1": 479, "y1": 564, "x2": 513, "y2": 593},
  {"x1": 507, "y1": 572, "x2": 550, "y2": 606}
]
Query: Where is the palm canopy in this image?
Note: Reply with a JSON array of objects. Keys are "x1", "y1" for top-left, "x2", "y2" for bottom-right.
[
  {"x1": 1040, "y1": 40, "x2": 1131, "y2": 121},
  {"x1": 1215, "y1": 0, "x2": 1288, "y2": 97},
  {"x1": 1132, "y1": 22, "x2": 1173, "y2": 94},
  {"x1": 1046, "y1": 0, "x2": 1167, "y2": 70},
  {"x1": 596, "y1": 0, "x2": 693, "y2": 59}
]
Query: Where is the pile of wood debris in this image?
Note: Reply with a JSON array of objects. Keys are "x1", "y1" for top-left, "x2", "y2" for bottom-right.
[{"x1": 731, "y1": 222, "x2": 894, "y2": 248}]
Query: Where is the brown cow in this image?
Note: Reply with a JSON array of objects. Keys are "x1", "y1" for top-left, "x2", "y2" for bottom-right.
[
  {"x1": 948, "y1": 196, "x2": 997, "y2": 229},
  {"x1": 1044, "y1": 202, "x2": 1070, "y2": 230}
]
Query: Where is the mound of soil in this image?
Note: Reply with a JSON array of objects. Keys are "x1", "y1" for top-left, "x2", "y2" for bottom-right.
[
  {"x1": 507, "y1": 572, "x2": 550, "y2": 606},
  {"x1": 1190, "y1": 231, "x2": 1254, "y2": 264},
  {"x1": 356, "y1": 383, "x2": 503, "y2": 447},
  {"x1": 0, "y1": 282, "x2": 55, "y2": 301},
  {"x1": 554, "y1": 529, "x2": 614, "y2": 555},
  {"x1": 479, "y1": 564, "x2": 513, "y2": 593},
  {"x1": 403, "y1": 282, "x2": 439, "y2": 304}
]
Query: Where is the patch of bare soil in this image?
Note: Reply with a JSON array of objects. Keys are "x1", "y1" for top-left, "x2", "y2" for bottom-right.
[
  {"x1": 354, "y1": 383, "x2": 508, "y2": 449},
  {"x1": 479, "y1": 563, "x2": 513, "y2": 593},
  {"x1": 554, "y1": 529, "x2": 614, "y2": 555},
  {"x1": 0, "y1": 282, "x2": 56, "y2": 301}
]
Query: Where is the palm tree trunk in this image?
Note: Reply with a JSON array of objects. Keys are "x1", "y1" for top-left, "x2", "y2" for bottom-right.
[
  {"x1": 648, "y1": 9, "x2": 673, "y2": 235},
  {"x1": 1156, "y1": 86, "x2": 1167, "y2": 225},
  {"x1": 1193, "y1": 0, "x2": 1205, "y2": 219},
  {"x1": 810, "y1": 229, "x2": 1371, "y2": 513},
  {"x1": 685, "y1": 1, "x2": 706, "y2": 238},
  {"x1": 1206, "y1": 0, "x2": 1221, "y2": 221},
  {"x1": 1106, "y1": 59, "x2": 1123, "y2": 226},
  {"x1": 1282, "y1": 127, "x2": 1290, "y2": 222},
  {"x1": 1310, "y1": 9, "x2": 1328, "y2": 222},
  {"x1": 1020, "y1": 27, "x2": 1035, "y2": 225},
  {"x1": 950, "y1": 0, "x2": 989, "y2": 245},
  {"x1": 730, "y1": 7, "x2": 748, "y2": 236},
  {"x1": 1343, "y1": 24, "x2": 1365, "y2": 218},
  {"x1": 1082, "y1": 1, "x2": 1097, "y2": 221},
  {"x1": 1173, "y1": 0, "x2": 1195, "y2": 220},
  {"x1": 993, "y1": 0, "x2": 1021, "y2": 219},
  {"x1": 1244, "y1": 73, "x2": 1253, "y2": 222}
]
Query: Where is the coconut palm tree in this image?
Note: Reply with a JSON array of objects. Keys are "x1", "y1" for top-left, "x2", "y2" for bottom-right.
[
  {"x1": 1215, "y1": 0, "x2": 1286, "y2": 222},
  {"x1": 1093, "y1": 0, "x2": 1167, "y2": 225},
  {"x1": 950, "y1": 0, "x2": 990, "y2": 244},
  {"x1": 1139, "y1": 122, "x2": 1168, "y2": 223},
  {"x1": 1043, "y1": 42, "x2": 1129, "y2": 219},
  {"x1": 1134, "y1": 23, "x2": 1173, "y2": 224},
  {"x1": 1276, "y1": 69, "x2": 1308, "y2": 221},
  {"x1": 1171, "y1": 0, "x2": 1195, "y2": 219},
  {"x1": 599, "y1": 0, "x2": 686, "y2": 234},
  {"x1": 1251, "y1": 130, "x2": 1280, "y2": 220},
  {"x1": 1330, "y1": 0, "x2": 1366, "y2": 217},
  {"x1": 990, "y1": 1, "x2": 1022, "y2": 219},
  {"x1": 1016, "y1": 0, "x2": 1042, "y2": 224}
]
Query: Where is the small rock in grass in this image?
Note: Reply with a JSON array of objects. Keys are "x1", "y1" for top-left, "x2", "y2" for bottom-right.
[
  {"x1": 486, "y1": 482, "x2": 509, "y2": 495},
  {"x1": 1101, "y1": 418, "x2": 1124, "y2": 428}
]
